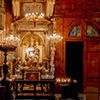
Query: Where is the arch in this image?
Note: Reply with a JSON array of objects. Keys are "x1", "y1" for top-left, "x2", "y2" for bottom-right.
[
  {"x1": 69, "y1": 25, "x2": 81, "y2": 37},
  {"x1": 17, "y1": 31, "x2": 45, "y2": 63},
  {"x1": 19, "y1": 31, "x2": 44, "y2": 47},
  {"x1": 85, "y1": 19, "x2": 100, "y2": 33},
  {"x1": 66, "y1": 18, "x2": 82, "y2": 35},
  {"x1": 21, "y1": 33, "x2": 43, "y2": 47},
  {"x1": 65, "y1": 18, "x2": 100, "y2": 40},
  {"x1": 86, "y1": 25, "x2": 99, "y2": 37}
]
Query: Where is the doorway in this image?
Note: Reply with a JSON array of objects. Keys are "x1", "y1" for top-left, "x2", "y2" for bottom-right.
[{"x1": 66, "y1": 41, "x2": 83, "y2": 93}]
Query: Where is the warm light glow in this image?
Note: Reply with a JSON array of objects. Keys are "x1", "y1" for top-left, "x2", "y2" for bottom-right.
[
  {"x1": 4, "y1": 34, "x2": 20, "y2": 41},
  {"x1": 47, "y1": 31, "x2": 63, "y2": 79},
  {"x1": 25, "y1": 12, "x2": 45, "y2": 21},
  {"x1": 55, "y1": 77, "x2": 72, "y2": 84},
  {"x1": 47, "y1": 32, "x2": 63, "y2": 44},
  {"x1": 4, "y1": 34, "x2": 20, "y2": 45},
  {"x1": 24, "y1": 1, "x2": 45, "y2": 21}
]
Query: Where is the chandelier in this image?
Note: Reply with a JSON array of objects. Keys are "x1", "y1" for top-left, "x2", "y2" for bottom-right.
[
  {"x1": 47, "y1": 18, "x2": 63, "y2": 44},
  {"x1": 47, "y1": 31, "x2": 63, "y2": 44},
  {"x1": 3, "y1": 32, "x2": 20, "y2": 46},
  {"x1": 25, "y1": 1, "x2": 45, "y2": 21},
  {"x1": 47, "y1": 18, "x2": 63, "y2": 79},
  {"x1": 3, "y1": 23, "x2": 20, "y2": 45},
  {"x1": 47, "y1": 31, "x2": 63, "y2": 79},
  {"x1": 25, "y1": 12, "x2": 44, "y2": 21},
  {"x1": 4, "y1": 34, "x2": 20, "y2": 42}
]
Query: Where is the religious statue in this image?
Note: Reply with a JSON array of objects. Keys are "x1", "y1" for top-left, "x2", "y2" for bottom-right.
[
  {"x1": 50, "y1": 43, "x2": 56, "y2": 77},
  {"x1": 25, "y1": 38, "x2": 40, "y2": 67},
  {"x1": 26, "y1": 39, "x2": 35, "y2": 58}
]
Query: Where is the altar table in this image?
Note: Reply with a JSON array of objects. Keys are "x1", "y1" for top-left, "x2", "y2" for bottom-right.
[{"x1": 15, "y1": 79, "x2": 55, "y2": 99}]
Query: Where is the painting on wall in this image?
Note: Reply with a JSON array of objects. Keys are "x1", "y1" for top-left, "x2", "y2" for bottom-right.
[{"x1": 26, "y1": 72, "x2": 40, "y2": 80}]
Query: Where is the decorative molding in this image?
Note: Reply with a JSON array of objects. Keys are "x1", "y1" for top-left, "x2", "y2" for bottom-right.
[{"x1": 14, "y1": 17, "x2": 51, "y2": 31}]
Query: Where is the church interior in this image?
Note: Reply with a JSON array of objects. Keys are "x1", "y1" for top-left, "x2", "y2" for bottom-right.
[{"x1": 0, "y1": 0, "x2": 100, "y2": 100}]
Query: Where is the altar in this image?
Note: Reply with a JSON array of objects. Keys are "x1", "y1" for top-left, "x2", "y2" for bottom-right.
[
  {"x1": 15, "y1": 64, "x2": 55, "y2": 99},
  {"x1": 15, "y1": 79, "x2": 55, "y2": 99},
  {"x1": 20, "y1": 67, "x2": 41, "y2": 80},
  {"x1": 0, "y1": 9, "x2": 60, "y2": 81}
]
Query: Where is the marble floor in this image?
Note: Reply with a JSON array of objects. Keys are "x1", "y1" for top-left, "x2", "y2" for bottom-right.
[{"x1": 15, "y1": 93, "x2": 86, "y2": 100}]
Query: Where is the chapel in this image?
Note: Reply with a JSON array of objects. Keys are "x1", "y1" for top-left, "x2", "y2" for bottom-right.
[{"x1": 0, "y1": 0, "x2": 100, "y2": 100}]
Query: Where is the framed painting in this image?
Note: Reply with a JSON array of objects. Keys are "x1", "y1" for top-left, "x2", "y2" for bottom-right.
[{"x1": 25, "y1": 72, "x2": 40, "y2": 80}]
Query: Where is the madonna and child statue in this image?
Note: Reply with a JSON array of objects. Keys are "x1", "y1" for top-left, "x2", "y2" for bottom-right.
[{"x1": 25, "y1": 38, "x2": 40, "y2": 67}]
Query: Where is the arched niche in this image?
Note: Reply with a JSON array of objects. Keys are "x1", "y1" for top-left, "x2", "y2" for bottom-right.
[
  {"x1": 65, "y1": 18, "x2": 100, "y2": 40},
  {"x1": 13, "y1": 16, "x2": 53, "y2": 64},
  {"x1": 17, "y1": 31, "x2": 49, "y2": 64}
]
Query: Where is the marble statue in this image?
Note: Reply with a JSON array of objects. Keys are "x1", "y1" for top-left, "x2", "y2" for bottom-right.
[
  {"x1": 50, "y1": 44, "x2": 56, "y2": 77},
  {"x1": 25, "y1": 39, "x2": 40, "y2": 67}
]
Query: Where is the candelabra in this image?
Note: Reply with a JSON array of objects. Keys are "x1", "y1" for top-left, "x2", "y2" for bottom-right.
[
  {"x1": 47, "y1": 31, "x2": 63, "y2": 78},
  {"x1": 0, "y1": 42, "x2": 16, "y2": 99},
  {"x1": 3, "y1": 23, "x2": 20, "y2": 46},
  {"x1": 47, "y1": 31, "x2": 63, "y2": 45},
  {"x1": 25, "y1": 12, "x2": 44, "y2": 21},
  {"x1": 25, "y1": 1, "x2": 45, "y2": 21},
  {"x1": 4, "y1": 34, "x2": 20, "y2": 46}
]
